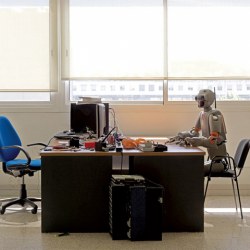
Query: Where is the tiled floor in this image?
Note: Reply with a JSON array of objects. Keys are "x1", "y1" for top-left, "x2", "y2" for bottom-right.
[{"x1": 1, "y1": 196, "x2": 250, "y2": 250}]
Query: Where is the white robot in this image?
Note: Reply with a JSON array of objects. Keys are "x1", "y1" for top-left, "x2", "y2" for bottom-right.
[{"x1": 173, "y1": 89, "x2": 227, "y2": 175}]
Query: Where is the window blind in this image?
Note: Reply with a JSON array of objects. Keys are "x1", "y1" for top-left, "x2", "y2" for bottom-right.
[
  {"x1": 61, "y1": 0, "x2": 165, "y2": 80},
  {"x1": 167, "y1": 0, "x2": 250, "y2": 79},
  {"x1": 0, "y1": 0, "x2": 58, "y2": 91}
]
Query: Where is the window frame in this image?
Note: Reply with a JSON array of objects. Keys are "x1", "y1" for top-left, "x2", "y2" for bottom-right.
[
  {"x1": 0, "y1": 0, "x2": 60, "y2": 112},
  {"x1": 1, "y1": 0, "x2": 250, "y2": 112}
]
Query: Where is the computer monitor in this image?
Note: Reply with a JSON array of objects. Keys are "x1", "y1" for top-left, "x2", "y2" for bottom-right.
[{"x1": 70, "y1": 103, "x2": 109, "y2": 138}]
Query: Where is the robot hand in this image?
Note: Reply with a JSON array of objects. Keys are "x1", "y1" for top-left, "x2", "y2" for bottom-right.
[
  {"x1": 168, "y1": 135, "x2": 190, "y2": 147},
  {"x1": 169, "y1": 128, "x2": 199, "y2": 145},
  {"x1": 178, "y1": 128, "x2": 199, "y2": 139},
  {"x1": 168, "y1": 135, "x2": 181, "y2": 143}
]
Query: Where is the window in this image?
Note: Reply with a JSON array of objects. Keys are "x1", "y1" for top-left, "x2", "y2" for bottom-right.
[
  {"x1": 69, "y1": 80, "x2": 164, "y2": 102},
  {"x1": 100, "y1": 85, "x2": 106, "y2": 91},
  {"x1": 63, "y1": 0, "x2": 250, "y2": 103},
  {"x1": 217, "y1": 85, "x2": 223, "y2": 91},
  {"x1": 167, "y1": 0, "x2": 250, "y2": 101},
  {"x1": 110, "y1": 85, "x2": 116, "y2": 91},
  {"x1": 168, "y1": 80, "x2": 250, "y2": 101},
  {"x1": 3, "y1": 1, "x2": 249, "y2": 104},
  {"x1": 227, "y1": 85, "x2": 233, "y2": 91},
  {"x1": 237, "y1": 84, "x2": 242, "y2": 91},
  {"x1": 0, "y1": 0, "x2": 58, "y2": 102},
  {"x1": 0, "y1": 92, "x2": 50, "y2": 102},
  {"x1": 139, "y1": 85, "x2": 145, "y2": 92},
  {"x1": 90, "y1": 84, "x2": 96, "y2": 91},
  {"x1": 61, "y1": 0, "x2": 164, "y2": 103},
  {"x1": 80, "y1": 85, "x2": 87, "y2": 91},
  {"x1": 168, "y1": 0, "x2": 250, "y2": 78},
  {"x1": 178, "y1": 85, "x2": 183, "y2": 91},
  {"x1": 149, "y1": 85, "x2": 155, "y2": 92}
]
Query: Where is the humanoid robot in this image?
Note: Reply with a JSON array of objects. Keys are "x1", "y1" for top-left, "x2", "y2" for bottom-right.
[{"x1": 172, "y1": 89, "x2": 227, "y2": 175}]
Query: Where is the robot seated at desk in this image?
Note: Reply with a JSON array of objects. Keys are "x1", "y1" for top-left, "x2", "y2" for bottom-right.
[{"x1": 170, "y1": 89, "x2": 227, "y2": 176}]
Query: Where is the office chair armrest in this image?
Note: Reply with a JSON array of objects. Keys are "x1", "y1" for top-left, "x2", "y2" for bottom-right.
[
  {"x1": 1, "y1": 145, "x2": 31, "y2": 167},
  {"x1": 27, "y1": 142, "x2": 47, "y2": 148},
  {"x1": 211, "y1": 153, "x2": 230, "y2": 161},
  {"x1": 208, "y1": 154, "x2": 236, "y2": 176}
]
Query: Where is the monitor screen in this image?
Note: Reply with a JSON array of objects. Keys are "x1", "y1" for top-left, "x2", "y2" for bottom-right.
[{"x1": 70, "y1": 103, "x2": 109, "y2": 137}]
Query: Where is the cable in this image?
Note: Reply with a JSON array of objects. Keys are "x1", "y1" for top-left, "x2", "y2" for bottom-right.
[
  {"x1": 109, "y1": 108, "x2": 125, "y2": 137},
  {"x1": 214, "y1": 86, "x2": 217, "y2": 109},
  {"x1": 46, "y1": 136, "x2": 54, "y2": 147},
  {"x1": 109, "y1": 107, "x2": 117, "y2": 128}
]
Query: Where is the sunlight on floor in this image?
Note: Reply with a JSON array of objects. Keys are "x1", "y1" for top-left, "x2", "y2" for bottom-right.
[{"x1": 205, "y1": 208, "x2": 250, "y2": 213}]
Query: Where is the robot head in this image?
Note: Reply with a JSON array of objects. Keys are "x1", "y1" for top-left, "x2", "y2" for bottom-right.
[{"x1": 195, "y1": 89, "x2": 215, "y2": 108}]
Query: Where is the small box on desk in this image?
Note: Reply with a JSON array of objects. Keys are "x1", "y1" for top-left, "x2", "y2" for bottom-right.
[
  {"x1": 109, "y1": 175, "x2": 163, "y2": 241},
  {"x1": 84, "y1": 141, "x2": 96, "y2": 149}
]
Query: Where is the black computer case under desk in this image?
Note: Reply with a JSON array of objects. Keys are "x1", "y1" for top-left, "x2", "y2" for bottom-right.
[{"x1": 109, "y1": 175, "x2": 163, "y2": 241}]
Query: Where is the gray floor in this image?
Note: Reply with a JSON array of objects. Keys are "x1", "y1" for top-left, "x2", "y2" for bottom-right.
[{"x1": 1, "y1": 196, "x2": 250, "y2": 250}]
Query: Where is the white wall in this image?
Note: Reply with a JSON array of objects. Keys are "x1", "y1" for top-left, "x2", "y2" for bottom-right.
[{"x1": 1, "y1": 101, "x2": 250, "y2": 197}]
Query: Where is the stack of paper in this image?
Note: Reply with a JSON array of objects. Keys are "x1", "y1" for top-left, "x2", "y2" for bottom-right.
[{"x1": 77, "y1": 96, "x2": 102, "y2": 104}]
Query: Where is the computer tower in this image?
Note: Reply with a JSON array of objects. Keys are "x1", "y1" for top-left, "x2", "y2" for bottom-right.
[
  {"x1": 109, "y1": 175, "x2": 163, "y2": 241},
  {"x1": 128, "y1": 185, "x2": 146, "y2": 240},
  {"x1": 109, "y1": 182, "x2": 129, "y2": 240},
  {"x1": 109, "y1": 175, "x2": 145, "y2": 240}
]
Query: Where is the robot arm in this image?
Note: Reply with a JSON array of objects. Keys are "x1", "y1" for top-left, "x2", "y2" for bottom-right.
[
  {"x1": 185, "y1": 136, "x2": 218, "y2": 148},
  {"x1": 169, "y1": 127, "x2": 199, "y2": 145},
  {"x1": 185, "y1": 113, "x2": 226, "y2": 148}
]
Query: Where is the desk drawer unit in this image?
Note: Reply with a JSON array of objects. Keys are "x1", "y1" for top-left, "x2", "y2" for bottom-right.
[{"x1": 41, "y1": 155, "x2": 112, "y2": 233}]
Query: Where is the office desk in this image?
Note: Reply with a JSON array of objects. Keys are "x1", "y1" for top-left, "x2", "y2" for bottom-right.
[{"x1": 40, "y1": 145, "x2": 205, "y2": 233}]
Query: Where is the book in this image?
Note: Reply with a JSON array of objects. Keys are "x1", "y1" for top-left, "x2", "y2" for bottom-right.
[{"x1": 77, "y1": 96, "x2": 102, "y2": 104}]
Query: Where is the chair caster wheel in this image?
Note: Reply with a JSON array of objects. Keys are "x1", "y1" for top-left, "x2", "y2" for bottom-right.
[
  {"x1": 31, "y1": 208, "x2": 37, "y2": 214},
  {"x1": 1, "y1": 208, "x2": 5, "y2": 215}
]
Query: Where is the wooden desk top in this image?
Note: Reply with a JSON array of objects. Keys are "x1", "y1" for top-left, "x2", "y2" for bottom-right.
[{"x1": 40, "y1": 143, "x2": 205, "y2": 157}]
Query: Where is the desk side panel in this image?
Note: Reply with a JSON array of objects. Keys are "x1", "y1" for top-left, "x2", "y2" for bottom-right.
[
  {"x1": 41, "y1": 156, "x2": 112, "y2": 233},
  {"x1": 131, "y1": 155, "x2": 204, "y2": 232}
]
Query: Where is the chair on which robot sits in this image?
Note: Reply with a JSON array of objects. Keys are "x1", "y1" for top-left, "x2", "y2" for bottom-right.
[
  {"x1": 204, "y1": 139, "x2": 250, "y2": 219},
  {"x1": 0, "y1": 116, "x2": 46, "y2": 214}
]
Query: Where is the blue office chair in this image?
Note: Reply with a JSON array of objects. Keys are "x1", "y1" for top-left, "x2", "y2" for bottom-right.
[{"x1": 0, "y1": 116, "x2": 46, "y2": 214}]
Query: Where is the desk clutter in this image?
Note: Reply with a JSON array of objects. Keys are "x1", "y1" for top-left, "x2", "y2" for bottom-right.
[
  {"x1": 51, "y1": 130, "x2": 168, "y2": 153},
  {"x1": 109, "y1": 175, "x2": 163, "y2": 241},
  {"x1": 53, "y1": 101, "x2": 169, "y2": 153}
]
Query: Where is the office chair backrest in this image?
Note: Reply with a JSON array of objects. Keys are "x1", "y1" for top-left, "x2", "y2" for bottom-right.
[
  {"x1": 0, "y1": 116, "x2": 22, "y2": 162},
  {"x1": 234, "y1": 139, "x2": 250, "y2": 169}
]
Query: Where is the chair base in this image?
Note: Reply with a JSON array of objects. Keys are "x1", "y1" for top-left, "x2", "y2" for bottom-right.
[{"x1": 0, "y1": 183, "x2": 41, "y2": 215}]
